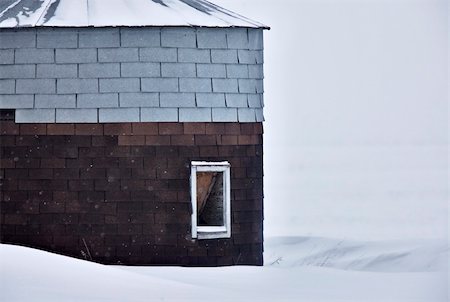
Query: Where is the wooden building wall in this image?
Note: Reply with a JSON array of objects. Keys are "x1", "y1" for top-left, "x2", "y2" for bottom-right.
[{"x1": 0, "y1": 121, "x2": 263, "y2": 266}]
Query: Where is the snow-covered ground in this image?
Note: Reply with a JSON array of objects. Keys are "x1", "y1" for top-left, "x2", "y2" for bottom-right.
[{"x1": 1, "y1": 237, "x2": 448, "y2": 302}]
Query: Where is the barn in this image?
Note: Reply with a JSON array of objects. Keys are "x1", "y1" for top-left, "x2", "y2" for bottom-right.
[{"x1": 0, "y1": 0, "x2": 268, "y2": 266}]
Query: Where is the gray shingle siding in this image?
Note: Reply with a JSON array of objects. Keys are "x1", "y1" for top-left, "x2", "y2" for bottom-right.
[{"x1": 0, "y1": 27, "x2": 264, "y2": 123}]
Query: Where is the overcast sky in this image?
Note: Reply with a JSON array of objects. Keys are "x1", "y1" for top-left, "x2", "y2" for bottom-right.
[{"x1": 215, "y1": 0, "x2": 448, "y2": 240}]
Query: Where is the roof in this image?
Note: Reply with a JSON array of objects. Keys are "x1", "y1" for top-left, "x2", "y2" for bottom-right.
[{"x1": 0, "y1": 0, "x2": 268, "y2": 29}]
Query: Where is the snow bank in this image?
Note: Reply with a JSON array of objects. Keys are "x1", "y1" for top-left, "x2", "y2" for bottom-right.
[
  {"x1": 264, "y1": 236, "x2": 448, "y2": 272},
  {"x1": 1, "y1": 241, "x2": 447, "y2": 302}
]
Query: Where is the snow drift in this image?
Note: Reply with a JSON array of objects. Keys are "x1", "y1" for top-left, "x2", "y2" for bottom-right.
[
  {"x1": 1, "y1": 238, "x2": 447, "y2": 301},
  {"x1": 264, "y1": 236, "x2": 448, "y2": 272}
]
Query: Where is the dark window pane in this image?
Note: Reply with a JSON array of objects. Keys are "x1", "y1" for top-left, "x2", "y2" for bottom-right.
[{"x1": 197, "y1": 172, "x2": 224, "y2": 226}]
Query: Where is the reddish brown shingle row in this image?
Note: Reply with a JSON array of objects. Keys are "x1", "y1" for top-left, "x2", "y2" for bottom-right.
[{"x1": 1, "y1": 122, "x2": 263, "y2": 136}]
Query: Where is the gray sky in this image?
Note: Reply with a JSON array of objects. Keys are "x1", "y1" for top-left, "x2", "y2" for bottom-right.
[
  {"x1": 217, "y1": 0, "x2": 447, "y2": 146},
  {"x1": 215, "y1": 0, "x2": 448, "y2": 240}
]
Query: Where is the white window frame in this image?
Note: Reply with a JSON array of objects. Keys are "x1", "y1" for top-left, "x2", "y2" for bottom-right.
[{"x1": 191, "y1": 161, "x2": 231, "y2": 239}]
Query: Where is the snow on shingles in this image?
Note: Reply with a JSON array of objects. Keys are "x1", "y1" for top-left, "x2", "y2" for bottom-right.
[
  {"x1": 0, "y1": 0, "x2": 268, "y2": 28},
  {"x1": 40, "y1": 0, "x2": 88, "y2": 27},
  {"x1": 0, "y1": 0, "x2": 50, "y2": 27}
]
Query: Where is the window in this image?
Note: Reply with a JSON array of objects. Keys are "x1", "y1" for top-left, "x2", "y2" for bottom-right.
[{"x1": 191, "y1": 161, "x2": 231, "y2": 239}]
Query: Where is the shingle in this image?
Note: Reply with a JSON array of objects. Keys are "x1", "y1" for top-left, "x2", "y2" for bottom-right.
[
  {"x1": 178, "y1": 49, "x2": 210, "y2": 63},
  {"x1": 0, "y1": 31, "x2": 35, "y2": 49},
  {"x1": 238, "y1": 50, "x2": 258, "y2": 64},
  {"x1": 197, "y1": 64, "x2": 226, "y2": 78},
  {"x1": 227, "y1": 29, "x2": 249, "y2": 49},
  {"x1": 35, "y1": 94, "x2": 76, "y2": 108},
  {"x1": 79, "y1": 63, "x2": 120, "y2": 78},
  {"x1": 57, "y1": 79, "x2": 98, "y2": 94},
  {"x1": 56, "y1": 109, "x2": 98, "y2": 123},
  {"x1": 99, "y1": 78, "x2": 140, "y2": 93},
  {"x1": 141, "y1": 108, "x2": 178, "y2": 122},
  {"x1": 248, "y1": 29, "x2": 264, "y2": 50},
  {"x1": 238, "y1": 79, "x2": 258, "y2": 93},
  {"x1": 179, "y1": 78, "x2": 211, "y2": 92},
  {"x1": 98, "y1": 48, "x2": 139, "y2": 62},
  {"x1": 77, "y1": 93, "x2": 119, "y2": 108},
  {"x1": 212, "y1": 108, "x2": 238, "y2": 122},
  {"x1": 256, "y1": 80, "x2": 264, "y2": 93},
  {"x1": 79, "y1": 28, "x2": 120, "y2": 48},
  {"x1": 56, "y1": 49, "x2": 97, "y2": 63},
  {"x1": 0, "y1": 80, "x2": 15, "y2": 94},
  {"x1": 211, "y1": 50, "x2": 238, "y2": 64},
  {"x1": 248, "y1": 64, "x2": 264, "y2": 79},
  {"x1": 226, "y1": 64, "x2": 249, "y2": 78},
  {"x1": 197, "y1": 29, "x2": 227, "y2": 49},
  {"x1": 161, "y1": 28, "x2": 196, "y2": 48},
  {"x1": 121, "y1": 63, "x2": 160, "y2": 77},
  {"x1": 121, "y1": 28, "x2": 160, "y2": 47},
  {"x1": 141, "y1": 78, "x2": 178, "y2": 92},
  {"x1": 196, "y1": 93, "x2": 225, "y2": 107},
  {"x1": 37, "y1": 64, "x2": 77, "y2": 78},
  {"x1": 212, "y1": 79, "x2": 238, "y2": 93},
  {"x1": 120, "y1": 93, "x2": 159, "y2": 107},
  {"x1": 255, "y1": 108, "x2": 264, "y2": 122},
  {"x1": 99, "y1": 108, "x2": 139, "y2": 123},
  {"x1": 161, "y1": 63, "x2": 196, "y2": 77},
  {"x1": 16, "y1": 79, "x2": 55, "y2": 94},
  {"x1": 0, "y1": 50, "x2": 14, "y2": 64},
  {"x1": 179, "y1": 108, "x2": 211, "y2": 122},
  {"x1": 0, "y1": 95, "x2": 34, "y2": 108},
  {"x1": 16, "y1": 109, "x2": 55, "y2": 123},
  {"x1": 37, "y1": 30, "x2": 78, "y2": 48},
  {"x1": 225, "y1": 94, "x2": 248, "y2": 108},
  {"x1": 0, "y1": 65, "x2": 35, "y2": 79},
  {"x1": 160, "y1": 93, "x2": 195, "y2": 107},
  {"x1": 238, "y1": 108, "x2": 256, "y2": 122},
  {"x1": 15, "y1": 49, "x2": 54, "y2": 64},
  {"x1": 140, "y1": 48, "x2": 177, "y2": 62},
  {"x1": 247, "y1": 94, "x2": 262, "y2": 108}
]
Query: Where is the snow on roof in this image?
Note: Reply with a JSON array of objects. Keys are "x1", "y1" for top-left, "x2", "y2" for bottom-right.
[{"x1": 0, "y1": 0, "x2": 268, "y2": 29}]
